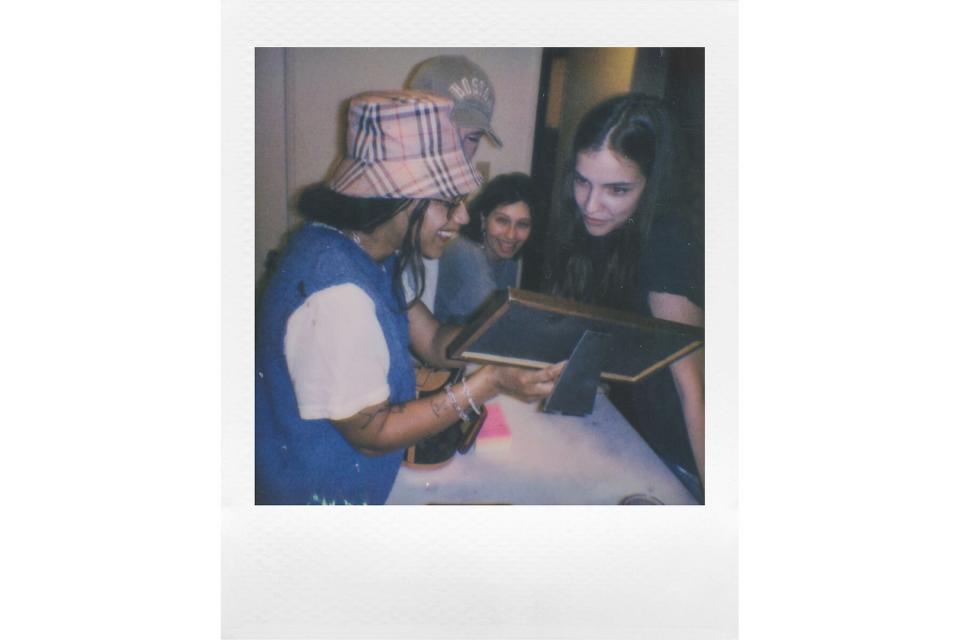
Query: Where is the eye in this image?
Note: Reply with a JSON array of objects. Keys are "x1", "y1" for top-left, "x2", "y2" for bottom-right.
[
  {"x1": 573, "y1": 175, "x2": 588, "y2": 187},
  {"x1": 609, "y1": 185, "x2": 632, "y2": 196},
  {"x1": 442, "y1": 197, "x2": 466, "y2": 218}
]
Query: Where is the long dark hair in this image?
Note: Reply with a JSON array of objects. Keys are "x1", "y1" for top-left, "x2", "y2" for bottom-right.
[
  {"x1": 545, "y1": 94, "x2": 681, "y2": 310},
  {"x1": 296, "y1": 183, "x2": 432, "y2": 308},
  {"x1": 463, "y1": 172, "x2": 537, "y2": 251}
]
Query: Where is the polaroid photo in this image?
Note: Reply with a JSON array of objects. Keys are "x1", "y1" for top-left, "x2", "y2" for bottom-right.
[{"x1": 224, "y1": 1, "x2": 737, "y2": 638}]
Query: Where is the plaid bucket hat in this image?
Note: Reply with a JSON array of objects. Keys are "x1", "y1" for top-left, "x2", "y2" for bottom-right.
[{"x1": 328, "y1": 90, "x2": 484, "y2": 201}]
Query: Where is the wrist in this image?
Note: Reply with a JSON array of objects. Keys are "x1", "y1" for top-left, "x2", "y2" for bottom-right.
[
  {"x1": 461, "y1": 377, "x2": 482, "y2": 414},
  {"x1": 469, "y1": 366, "x2": 500, "y2": 402},
  {"x1": 443, "y1": 383, "x2": 471, "y2": 422}
]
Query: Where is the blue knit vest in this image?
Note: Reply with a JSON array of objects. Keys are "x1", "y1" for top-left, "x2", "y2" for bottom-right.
[{"x1": 255, "y1": 224, "x2": 415, "y2": 505}]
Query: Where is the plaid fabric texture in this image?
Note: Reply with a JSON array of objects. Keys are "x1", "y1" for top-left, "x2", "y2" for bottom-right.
[{"x1": 329, "y1": 91, "x2": 483, "y2": 200}]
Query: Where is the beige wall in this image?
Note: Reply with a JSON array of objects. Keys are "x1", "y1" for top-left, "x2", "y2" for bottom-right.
[
  {"x1": 255, "y1": 49, "x2": 289, "y2": 284},
  {"x1": 255, "y1": 47, "x2": 544, "y2": 281}
]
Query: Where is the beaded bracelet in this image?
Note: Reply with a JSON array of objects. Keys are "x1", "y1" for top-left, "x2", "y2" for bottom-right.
[
  {"x1": 443, "y1": 383, "x2": 471, "y2": 422},
  {"x1": 461, "y1": 378, "x2": 482, "y2": 415}
]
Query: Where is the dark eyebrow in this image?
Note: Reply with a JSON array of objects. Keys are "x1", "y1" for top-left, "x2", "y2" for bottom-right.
[{"x1": 574, "y1": 170, "x2": 639, "y2": 188}]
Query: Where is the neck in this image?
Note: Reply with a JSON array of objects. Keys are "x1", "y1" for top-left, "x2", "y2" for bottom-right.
[
  {"x1": 354, "y1": 229, "x2": 398, "y2": 262},
  {"x1": 354, "y1": 201, "x2": 412, "y2": 261}
]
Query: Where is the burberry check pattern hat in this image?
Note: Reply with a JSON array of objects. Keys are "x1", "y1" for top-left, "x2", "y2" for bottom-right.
[
  {"x1": 328, "y1": 91, "x2": 483, "y2": 200},
  {"x1": 408, "y1": 56, "x2": 502, "y2": 148}
]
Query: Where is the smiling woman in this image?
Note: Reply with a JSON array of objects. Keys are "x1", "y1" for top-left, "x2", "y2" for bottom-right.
[
  {"x1": 418, "y1": 198, "x2": 470, "y2": 259},
  {"x1": 434, "y1": 172, "x2": 538, "y2": 325},
  {"x1": 255, "y1": 92, "x2": 562, "y2": 505}
]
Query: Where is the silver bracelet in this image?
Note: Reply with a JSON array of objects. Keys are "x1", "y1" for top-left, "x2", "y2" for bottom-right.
[
  {"x1": 461, "y1": 378, "x2": 481, "y2": 415},
  {"x1": 443, "y1": 383, "x2": 470, "y2": 421}
]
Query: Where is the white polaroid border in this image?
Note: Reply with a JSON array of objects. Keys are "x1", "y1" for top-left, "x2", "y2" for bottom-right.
[{"x1": 224, "y1": 1, "x2": 738, "y2": 638}]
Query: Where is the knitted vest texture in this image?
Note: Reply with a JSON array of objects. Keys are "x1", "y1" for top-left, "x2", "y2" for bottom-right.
[{"x1": 255, "y1": 224, "x2": 415, "y2": 505}]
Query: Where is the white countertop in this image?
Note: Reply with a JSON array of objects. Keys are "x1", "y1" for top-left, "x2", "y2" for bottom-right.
[{"x1": 386, "y1": 391, "x2": 697, "y2": 505}]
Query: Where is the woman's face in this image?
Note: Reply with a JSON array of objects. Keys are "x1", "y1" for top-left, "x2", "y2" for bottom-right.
[
  {"x1": 419, "y1": 198, "x2": 470, "y2": 259},
  {"x1": 482, "y1": 201, "x2": 532, "y2": 260},
  {"x1": 573, "y1": 146, "x2": 647, "y2": 237}
]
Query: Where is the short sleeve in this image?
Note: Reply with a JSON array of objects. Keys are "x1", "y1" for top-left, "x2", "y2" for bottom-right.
[
  {"x1": 640, "y1": 215, "x2": 704, "y2": 308},
  {"x1": 284, "y1": 284, "x2": 391, "y2": 420},
  {"x1": 402, "y1": 258, "x2": 439, "y2": 312}
]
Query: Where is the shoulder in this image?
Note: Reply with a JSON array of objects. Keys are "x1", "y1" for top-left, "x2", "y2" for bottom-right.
[
  {"x1": 445, "y1": 236, "x2": 484, "y2": 259},
  {"x1": 440, "y1": 237, "x2": 486, "y2": 269},
  {"x1": 286, "y1": 283, "x2": 381, "y2": 339},
  {"x1": 292, "y1": 224, "x2": 386, "y2": 286},
  {"x1": 287, "y1": 283, "x2": 397, "y2": 359},
  {"x1": 288, "y1": 283, "x2": 379, "y2": 330},
  {"x1": 647, "y1": 214, "x2": 696, "y2": 255},
  {"x1": 277, "y1": 223, "x2": 354, "y2": 273},
  {"x1": 640, "y1": 215, "x2": 704, "y2": 307},
  {"x1": 303, "y1": 282, "x2": 375, "y2": 309},
  {"x1": 287, "y1": 222, "x2": 342, "y2": 250}
]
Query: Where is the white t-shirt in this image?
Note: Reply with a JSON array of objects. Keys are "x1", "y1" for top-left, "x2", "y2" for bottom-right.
[
  {"x1": 284, "y1": 283, "x2": 391, "y2": 421},
  {"x1": 401, "y1": 258, "x2": 439, "y2": 311}
]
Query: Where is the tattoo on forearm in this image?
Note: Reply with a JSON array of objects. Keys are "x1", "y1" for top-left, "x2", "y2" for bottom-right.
[
  {"x1": 356, "y1": 403, "x2": 405, "y2": 430},
  {"x1": 430, "y1": 396, "x2": 448, "y2": 418}
]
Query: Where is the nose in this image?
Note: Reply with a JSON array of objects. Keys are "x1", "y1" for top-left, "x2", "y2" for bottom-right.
[
  {"x1": 503, "y1": 224, "x2": 518, "y2": 241},
  {"x1": 452, "y1": 201, "x2": 469, "y2": 226},
  {"x1": 583, "y1": 187, "x2": 601, "y2": 214}
]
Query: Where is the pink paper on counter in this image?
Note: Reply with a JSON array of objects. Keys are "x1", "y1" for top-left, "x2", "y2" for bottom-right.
[{"x1": 478, "y1": 401, "x2": 511, "y2": 442}]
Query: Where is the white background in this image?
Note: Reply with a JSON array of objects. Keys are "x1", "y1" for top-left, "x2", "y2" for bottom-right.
[{"x1": 4, "y1": 1, "x2": 959, "y2": 639}]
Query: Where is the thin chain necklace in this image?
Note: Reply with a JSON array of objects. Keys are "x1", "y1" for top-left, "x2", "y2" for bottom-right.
[
  {"x1": 349, "y1": 229, "x2": 387, "y2": 273},
  {"x1": 315, "y1": 223, "x2": 386, "y2": 272}
]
